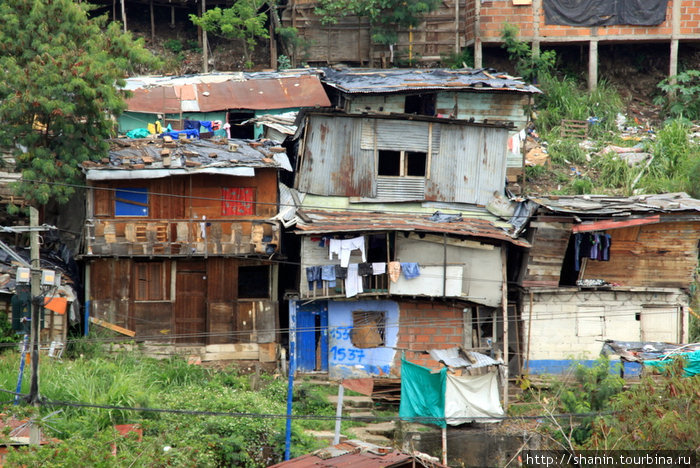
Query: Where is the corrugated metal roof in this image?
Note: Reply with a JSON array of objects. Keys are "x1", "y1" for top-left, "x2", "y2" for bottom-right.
[
  {"x1": 82, "y1": 138, "x2": 291, "y2": 180},
  {"x1": 531, "y1": 193, "x2": 700, "y2": 215},
  {"x1": 123, "y1": 72, "x2": 330, "y2": 114},
  {"x1": 294, "y1": 210, "x2": 530, "y2": 247},
  {"x1": 321, "y1": 67, "x2": 542, "y2": 94},
  {"x1": 269, "y1": 440, "x2": 447, "y2": 468}
]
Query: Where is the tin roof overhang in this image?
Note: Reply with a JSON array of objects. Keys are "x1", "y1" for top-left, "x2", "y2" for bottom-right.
[
  {"x1": 125, "y1": 75, "x2": 330, "y2": 114},
  {"x1": 294, "y1": 210, "x2": 530, "y2": 247}
]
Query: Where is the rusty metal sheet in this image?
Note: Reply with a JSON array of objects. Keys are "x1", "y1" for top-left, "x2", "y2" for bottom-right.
[
  {"x1": 124, "y1": 75, "x2": 330, "y2": 114},
  {"x1": 532, "y1": 193, "x2": 700, "y2": 215},
  {"x1": 269, "y1": 440, "x2": 445, "y2": 468},
  {"x1": 294, "y1": 210, "x2": 530, "y2": 247},
  {"x1": 321, "y1": 68, "x2": 542, "y2": 95},
  {"x1": 197, "y1": 75, "x2": 330, "y2": 111}
]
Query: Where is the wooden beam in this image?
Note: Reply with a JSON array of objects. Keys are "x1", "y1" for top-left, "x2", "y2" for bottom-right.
[
  {"x1": 89, "y1": 316, "x2": 136, "y2": 337},
  {"x1": 572, "y1": 214, "x2": 661, "y2": 233}
]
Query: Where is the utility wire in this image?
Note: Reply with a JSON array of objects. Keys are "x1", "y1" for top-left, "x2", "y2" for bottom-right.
[{"x1": 0, "y1": 387, "x2": 612, "y2": 423}]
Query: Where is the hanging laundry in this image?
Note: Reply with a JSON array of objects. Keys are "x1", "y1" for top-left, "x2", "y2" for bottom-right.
[
  {"x1": 199, "y1": 120, "x2": 213, "y2": 132},
  {"x1": 602, "y1": 233, "x2": 611, "y2": 261},
  {"x1": 223, "y1": 122, "x2": 231, "y2": 138},
  {"x1": 334, "y1": 264, "x2": 348, "y2": 279},
  {"x1": 371, "y1": 262, "x2": 386, "y2": 275},
  {"x1": 321, "y1": 264, "x2": 337, "y2": 288},
  {"x1": 358, "y1": 263, "x2": 373, "y2": 276},
  {"x1": 345, "y1": 264, "x2": 363, "y2": 298},
  {"x1": 590, "y1": 233, "x2": 601, "y2": 259},
  {"x1": 328, "y1": 238, "x2": 342, "y2": 260},
  {"x1": 183, "y1": 119, "x2": 200, "y2": 130},
  {"x1": 305, "y1": 266, "x2": 322, "y2": 290},
  {"x1": 400, "y1": 262, "x2": 421, "y2": 279},
  {"x1": 338, "y1": 236, "x2": 366, "y2": 267},
  {"x1": 388, "y1": 262, "x2": 401, "y2": 283}
]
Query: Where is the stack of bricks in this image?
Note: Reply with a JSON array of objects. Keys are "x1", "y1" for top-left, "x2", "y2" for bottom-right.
[{"x1": 393, "y1": 299, "x2": 465, "y2": 373}]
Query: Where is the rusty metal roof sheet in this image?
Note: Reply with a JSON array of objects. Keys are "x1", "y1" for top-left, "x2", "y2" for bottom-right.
[
  {"x1": 321, "y1": 67, "x2": 541, "y2": 94},
  {"x1": 82, "y1": 138, "x2": 291, "y2": 181},
  {"x1": 269, "y1": 440, "x2": 447, "y2": 468},
  {"x1": 531, "y1": 193, "x2": 700, "y2": 216},
  {"x1": 294, "y1": 210, "x2": 530, "y2": 247},
  {"x1": 124, "y1": 72, "x2": 330, "y2": 114}
]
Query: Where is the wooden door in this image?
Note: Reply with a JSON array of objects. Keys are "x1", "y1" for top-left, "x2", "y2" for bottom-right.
[{"x1": 175, "y1": 261, "x2": 207, "y2": 344}]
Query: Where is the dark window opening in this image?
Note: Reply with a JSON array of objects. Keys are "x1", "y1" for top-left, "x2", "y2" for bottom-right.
[
  {"x1": 378, "y1": 150, "x2": 401, "y2": 176},
  {"x1": 378, "y1": 150, "x2": 427, "y2": 177},
  {"x1": 115, "y1": 188, "x2": 148, "y2": 217},
  {"x1": 404, "y1": 94, "x2": 436, "y2": 116},
  {"x1": 227, "y1": 111, "x2": 255, "y2": 139},
  {"x1": 351, "y1": 310, "x2": 386, "y2": 348},
  {"x1": 238, "y1": 265, "x2": 270, "y2": 298},
  {"x1": 405, "y1": 151, "x2": 427, "y2": 176}
]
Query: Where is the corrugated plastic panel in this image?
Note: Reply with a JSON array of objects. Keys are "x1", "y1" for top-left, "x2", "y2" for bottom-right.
[
  {"x1": 297, "y1": 116, "x2": 375, "y2": 197},
  {"x1": 348, "y1": 94, "x2": 405, "y2": 114},
  {"x1": 435, "y1": 92, "x2": 530, "y2": 129}
]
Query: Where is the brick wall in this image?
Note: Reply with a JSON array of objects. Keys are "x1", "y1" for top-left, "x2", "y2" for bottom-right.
[
  {"x1": 476, "y1": 0, "x2": 698, "y2": 43},
  {"x1": 394, "y1": 299, "x2": 465, "y2": 372}
]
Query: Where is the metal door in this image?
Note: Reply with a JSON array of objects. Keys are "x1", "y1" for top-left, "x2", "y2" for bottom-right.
[{"x1": 296, "y1": 301, "x2": 328, "y2": 372}]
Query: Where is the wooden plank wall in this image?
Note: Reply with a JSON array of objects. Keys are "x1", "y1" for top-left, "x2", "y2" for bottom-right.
[
  {"x1": 520, "y1": 221, "x2": 572, "y2": 287},
  {"x1": 281, "y1": 0, "x2": 465, "y2": 65},
  {"x1": 90, "y1": 169, "x2": 278, "y2": 220},
  {"x1": 582, "y1": 221, "x2": 700, "y2": 288}
]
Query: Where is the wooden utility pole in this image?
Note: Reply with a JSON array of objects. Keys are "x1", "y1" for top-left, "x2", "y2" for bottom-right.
[{"x1": 28, "y1": 207, "x2": 41, "y2": 445}]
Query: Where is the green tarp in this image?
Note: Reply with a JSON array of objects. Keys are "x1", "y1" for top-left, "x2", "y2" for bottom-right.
[
  {"x1": 644, "y1": 350, "x2": 700, "y2": 377},
  {"x1": 398, "y1": 358, "x2": 447, "y2": 427}
]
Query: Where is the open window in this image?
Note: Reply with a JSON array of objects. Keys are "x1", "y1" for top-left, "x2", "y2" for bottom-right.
[
  {"x1": 377, "y1": 150, "x2": 426, "y2": 177},
  {"x1": 351, "y1": 310, "x2": 386, "y2": 348},
  {"x1": 115, "y1": 188, "x2": 148, "y2": 217},
  {"x1": 238, "y1": 265, "x2": 270, "y2": 298},
  {"x1": 404, "y1": 94, "x2": 436, "y2": 116}
]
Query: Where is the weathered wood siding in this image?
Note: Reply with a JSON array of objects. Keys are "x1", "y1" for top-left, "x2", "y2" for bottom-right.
[
  {"x1": 519, "y1": 221, "x2": 572, "y2": 287},
  {"x1": 281, "y1": 0, "x2": 466, "y2": 65},
  {"x1": 582, "y1": 221, "x2": 700, "y2": 288},
  {"x1": 89, "y1": 258, "x2": 277, "y2": 346}
]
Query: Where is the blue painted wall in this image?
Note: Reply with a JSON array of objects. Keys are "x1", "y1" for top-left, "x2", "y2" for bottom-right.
[
  {"x1": 526, "y1": 359, "x2": 642, "y2": 377},
  {"x1": 327, "y1": 300, "x2": 399, "y2": 380}
]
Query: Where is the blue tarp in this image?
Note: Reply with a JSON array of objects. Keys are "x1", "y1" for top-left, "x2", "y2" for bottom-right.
[{"x1": 159, "y1": 128, "x2": 199, "y2": 139}]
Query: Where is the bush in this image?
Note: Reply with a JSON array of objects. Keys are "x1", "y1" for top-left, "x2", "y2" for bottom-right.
[{"x1": 655, "y1": 70, "x2": 700, "y2": 120}]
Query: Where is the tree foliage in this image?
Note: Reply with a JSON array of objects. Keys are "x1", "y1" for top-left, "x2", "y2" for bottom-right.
[
  {"x1": 586, "y1": 359, "x2": 700, "y2": 452},
  {"x1": 315, "y1": 0, "x2": 439, "y2": 46},
  {"x1": 500, "y1": 23, "x2": 556, "y2": 83},
  {"x1": 654, "y1": 69, "x2": 700, "y2": 121},
  {"x1": 190, "y1": 1, "x2": 270, "y2": 67},
  {"x1": 0, "y1": 0, "x2": 158, "y2": 207}
]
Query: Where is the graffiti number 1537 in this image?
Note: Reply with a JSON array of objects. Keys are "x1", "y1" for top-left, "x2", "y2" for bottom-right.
[{"x1": 330, "y1": 346, "x2": 365, "y2": 363}]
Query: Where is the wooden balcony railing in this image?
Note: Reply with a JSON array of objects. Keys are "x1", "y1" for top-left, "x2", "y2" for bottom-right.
[{"x1": 84, "y1": 218, "x2": 280, "y2": 257}]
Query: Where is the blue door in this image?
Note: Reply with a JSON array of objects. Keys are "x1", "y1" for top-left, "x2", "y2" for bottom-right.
[{"x1": 296, "y1": 301, "x2": 328, "y2": 372}]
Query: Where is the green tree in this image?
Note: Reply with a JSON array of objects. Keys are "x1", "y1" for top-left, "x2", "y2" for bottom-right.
[
  {"x1": 315, "y1": 0, "x2": 439, "y2": 47},
  {"x1": 190, "y1": 1, "x2": 270, "y2": 68},
  {"x1": 500, "y1": 23, "x2": 556, "y2": 83},
  {"x1": 0, "y1": 0, "x2": 157, "y2": 208}
]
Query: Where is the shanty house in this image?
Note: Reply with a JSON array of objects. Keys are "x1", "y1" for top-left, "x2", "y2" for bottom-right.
[
  {"x1": 80, "y1": 137, "x2": 292, "y2": 362},
  {"x1": 517, "y1": 193, "x2": 700, "y2": 375},
  {"x1": 119, "y1": 70, "x2": 330, "y2": 139},
  {"x1": 284, "y1": 69, "x2": 538, "y2": 380}
]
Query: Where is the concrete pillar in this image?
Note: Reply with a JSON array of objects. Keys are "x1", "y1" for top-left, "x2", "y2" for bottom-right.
[
  {"x1": 474, "y1": 0, "x2": 482, "y2": 68},
  {"x1": 669, "y1": 0, "x2": 681, "y2": 84},
  {"x1": 532, "y1": 0, "x2": 541, "y2": 58},
  {"x1": 588, "y1": 39, "x2": 598, "y2": 92}
]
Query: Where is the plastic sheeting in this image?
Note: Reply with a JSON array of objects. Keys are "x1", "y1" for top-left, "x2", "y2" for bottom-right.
[
  {"x1": 445, "y1": 372, "x2": 504, "y2": 425},
  {"x1": 399, "y1": 358, "x2": 447, "y2": 427},
  {"x1": 644, "y1": 350, "x2": 700, "y2": 377},
  {"x1": 543, "y1": 0, "x2": 669, "y2": 26}
]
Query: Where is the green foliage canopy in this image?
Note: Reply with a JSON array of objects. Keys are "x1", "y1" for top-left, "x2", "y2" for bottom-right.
[
  {"x1": 0, "y1": 0, "x2": 158, "y2": 207},
  {"x1": 315, "y1": 0, "x2": 439, "y2": 46},
  {"x1": 190, "y1": 1, "x2": 270, "y2": 66}
]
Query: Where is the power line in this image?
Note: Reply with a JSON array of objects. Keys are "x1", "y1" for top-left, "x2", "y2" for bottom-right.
[
  {"x1": 0, "y1": 387, "x2": 612, "y2": 423},
  {"x1": 12, "y1": 176, "x2": 697, "y2": 222}
]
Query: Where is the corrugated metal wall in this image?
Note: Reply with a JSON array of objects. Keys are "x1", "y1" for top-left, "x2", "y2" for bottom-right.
[
  {"x1": 297, "y1": 116, "x2": 375, "y2": 197},
  {"x1": 298, "y1": 114, "x2": 508, "y2": 205},
  {"x1": 427, "y1": 124, "x2": 508, "y2": 205}
]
